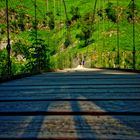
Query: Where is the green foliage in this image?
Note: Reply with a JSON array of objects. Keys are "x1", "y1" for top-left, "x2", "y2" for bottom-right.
[
  {"x1": 97, "y1": 9, "x2": 103, "y2": 19},
  {"x1": 126, "y1": 1, "x2": 138, "y2": 22},
  {"x1": 0, "y1": 50, "x2": 7, "y2": 77},
  {"x1": 26, "y1": 38, "x2": 48, "y2": 72},
  {"x1": 76, "y1": 13, "x2": 93, "y2": 48},
  {"x1": 0, "y1": 0, "x2": 140, "y2": 74},
  {"x1": 18, "y1": 10, "x2": 26, "y2": 31},
  {"x1": 0, "y1": 24, "x2": 6, "y2": 35},
  {"x1": 46, "y1": 11, "x2": 55, "y2": 30},
  {"x1": 12, "y1": 41, "x2": 29, "y2": 57},
  {"x1": 65, "y1": 20, "x2": 71, "y2": 27},
  {"x1": 70, "y1": 6, "x2": 81, "y2": 21},
  {"x1": 105, "y1": 2, "x2": 117, "y2": 23},
  {"x1": 64, "y1": 37, "x2": 71, "y2": 48}
]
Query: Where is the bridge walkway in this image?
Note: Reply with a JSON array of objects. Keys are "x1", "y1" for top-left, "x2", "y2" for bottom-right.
[{"x1": 0, "y1": 68, "x2": 140, "y2": 139}]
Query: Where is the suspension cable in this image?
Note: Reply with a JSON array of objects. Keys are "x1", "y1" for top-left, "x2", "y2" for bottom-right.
[
  {"x1": 132, "y1": 0, "x2": 136, "y2": 70},
  {"x1": 31, "y1": 0, "x2": 46, "y2": 20},
  {"x1": 34, "y1": 0, "x2": 37, "y2": 45},
  {"x1": 62, "y1": 0, "x2": 71, "y2": 47},
  {"x1": 91, "y1": 0, "x2": 98, "y2": 27},
  {"x1": 86, "y1": 0, "x2": 97, "y2": 61},
  {"x1": 102, "y1": 0, "x2": 105, "y2": 66},
  {"x1": 117, "y1": 0, "x2": 120, "y2": 68},
  {"x1": 6, "y1": 0, "x2": 11, "y2": 76},
  {"x1": 62, "y1": 0, "x2": 69, "y2": 23}
]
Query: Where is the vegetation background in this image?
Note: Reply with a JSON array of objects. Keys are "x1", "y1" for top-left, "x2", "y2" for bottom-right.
[{"x1": 0, "y1": 0, "x2": 140, "y2": 77}]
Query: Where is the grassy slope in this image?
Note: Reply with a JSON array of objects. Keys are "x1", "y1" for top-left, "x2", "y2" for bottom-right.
[{"x1": 0, "y1": 0, "x2": 140, "y2": 69}]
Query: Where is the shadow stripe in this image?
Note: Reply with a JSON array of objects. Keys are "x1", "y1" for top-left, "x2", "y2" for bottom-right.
[
  {"x1": 0, "y1": 111, "x2": 140, "y2": 116},
  {"x1": 0, "y1": 98, "x2": 140, "y2": 102}
]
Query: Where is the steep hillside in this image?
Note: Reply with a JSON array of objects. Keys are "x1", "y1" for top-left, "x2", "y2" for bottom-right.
[{"x1": 0, "y1": 0, "x2": 140, "y2": 75}]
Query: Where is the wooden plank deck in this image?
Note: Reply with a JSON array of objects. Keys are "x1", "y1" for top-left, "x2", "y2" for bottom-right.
[{"x1": 0, "y1": 68, "x2": 140, "y2": 139}]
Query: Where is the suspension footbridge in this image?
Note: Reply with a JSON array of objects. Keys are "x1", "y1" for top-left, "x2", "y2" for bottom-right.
[{"x1": 0, "y1": 0, "x2": 140, "y2": 139}]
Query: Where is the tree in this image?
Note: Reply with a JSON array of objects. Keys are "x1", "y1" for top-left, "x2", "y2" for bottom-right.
[
  {"x1": 64, "y1": 36, "x2": 71, "y2": 48},
  {"x1": 126, "y1": 1, "x2": 138, "y2": 22},
  {"x1": 46, "y1": 11, "x2": 55, "y2": 30},
  {"x1": 18, "y1": 10, "x2": 26, "y2": 31},
  {"x1": 0, "y1": 49, "x2": 8, "y2": 77},
  {"x1": 97, "y1": 9, "x2": 103, "y2": 19},
  {"x1": 105, "y1": 2, "x2": 117, "y2": 23},
  {"x1": 18, "y1": 30, "x2": 49, "y2": 73},
  {"x1": 26, "y1": 39, "x2": 48, "y2": 72},
  {"x1": 70, "y1": 6, "x2": 81, "y2": 21},
  {"x1": 76, "y1": 12, "x2": 94, "y2": 48}
]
